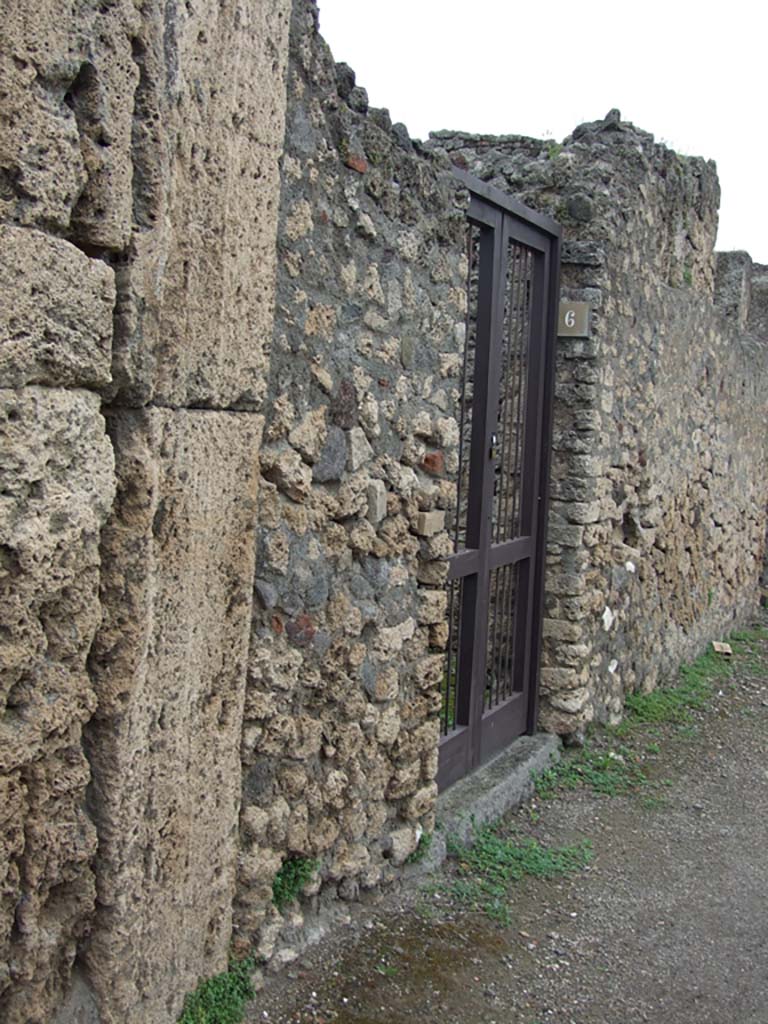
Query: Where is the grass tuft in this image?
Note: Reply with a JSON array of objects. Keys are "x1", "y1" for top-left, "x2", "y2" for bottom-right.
[
  {"x1": 446, "y1": 824, "x2": 592, "y2": 923},
  {"x1": 535, "y1": 744, "x2": 646, "y2": 800},
  {"x1": 534, "y1": 629, "x2": 768, "y2": 802},
  {"x1": 621, "y1": 648, "x2": 731, "y2": 727},
  {"x1": 178, "y1": 959, "x2": 254, "y2": 1024}
]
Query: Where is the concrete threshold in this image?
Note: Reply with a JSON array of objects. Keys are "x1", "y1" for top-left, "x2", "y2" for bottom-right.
[{"x1": 407, "y1": 733, "x2": 561, "y2": 875}]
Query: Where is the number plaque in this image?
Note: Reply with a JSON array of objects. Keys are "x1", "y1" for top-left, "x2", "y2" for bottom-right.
[{"x1": 557, "y1": 301, "x2": 590, "y2": 338}]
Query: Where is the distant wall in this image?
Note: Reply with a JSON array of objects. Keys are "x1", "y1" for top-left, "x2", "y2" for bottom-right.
[{"x1": 430, "y1": 113, "x2": 768, "y2": 732}]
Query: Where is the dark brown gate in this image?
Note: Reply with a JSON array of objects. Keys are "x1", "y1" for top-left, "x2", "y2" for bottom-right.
[{"x1": 438, "y1": 174, "x2": 561, "y2": 791}]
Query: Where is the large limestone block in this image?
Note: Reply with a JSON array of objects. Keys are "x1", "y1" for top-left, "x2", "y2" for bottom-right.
[
  {"x1": 0, "y1": 387, "x2": 114, "y2": 1023},
  {"x1": 85, "y1": 407, "x2": 262, "y2": 1024},
  {"x1": 0, "y1": 226, "x2": 114, "y2": 388},
  {"x1": 0, "y1": 387, "x2": 115, "y2": 769},
  {"x1": 112, "y1": 0, "x2": 292, "y2": 407},
  {"x1": 0, "y1": 0, "x2": 139, "y2": 247},
  {"x1": 0, "y1": 745, "x2": 98, "y2": 1024}
]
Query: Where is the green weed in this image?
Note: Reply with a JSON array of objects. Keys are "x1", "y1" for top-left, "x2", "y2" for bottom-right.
[
  {"x1": 730, "y1": 625, "x2": 767, "y2": 644},
  {"x1": 446, "y1": 824, "x2": 592, "y2": 924},
  {"x1": 675, "y1": 723, "x2": 698, "y2": 738},
  {"x1": 622, "y1": 647, "x2": 732, "y2": 727},
  {"x1": 533, "y1": 635, "x2": 759, "y2": 802},
  {"x1": 405, "y1": 830, "x2": 433, "y2": 865},
  {"x1": 640, "y1": 794, "x2": 669, "y2": 810},
  {"x1": 178, "y1": 959, "x2": 254, "y2": 1024},
  {"x1": 272, "y1": 856, "x2": 316, "y2": 912},
  {"x1": 535, "y1": 744, "x2": 646, "y2": 800}
]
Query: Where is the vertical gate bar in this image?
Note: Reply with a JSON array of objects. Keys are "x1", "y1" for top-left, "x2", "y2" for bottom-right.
[
  {"x1": 501, "y1": 562, "x2": 516, "y2": 698},
  {"x1": 456, "y1": 575, "x2": 475, "y2": 730},
  {"x1": 489, "y1": 235, "x2": 514, "y2": 708},
  {"x1": 507, "y1": 245, "x2": 530, "y2": 697},
  {"x1": 467, "y1": 211, "x2": 506, "y2": 766},
  {"x1": 455, "y1": 224, "x2": 476, "y2": 553},
  {"x1": 495, "y1": 239, "x2": 526, "y2": 704},
  {"x1": 496, "y1": 241, "x2": 518, "y2": 544},
  {"x1": 502, "y1": 242, "x2": 522, "y2": 541},
  {"x1": 515, "y1": 244, "x2": 550, "y2": 709},
  {"x1": 519, "y1": 248, "x2": 547, "y2": 537},
  {"x1": 443, "y1": 225, "x2": 477, "y2": 734},
  {"x1": 527, "y1": 238, "x2": 561, "y2": 733},
  {"x1": 494, "y1": 237, "x2": 519, "y2": 707},
  {"x1": 443, "y1": 579, "x2": 454, "y2": 733},
  {"x1": 511, "y1": 248, "x2": 530, "y2": 537},
  {"x1": 488, "y1": 242, "x2": 509, "y2": 708}
]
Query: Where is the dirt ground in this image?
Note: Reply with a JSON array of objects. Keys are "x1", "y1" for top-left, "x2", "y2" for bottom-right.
[{"x1": 248, "y1": 612, "x2": 768, "y2": 1024}]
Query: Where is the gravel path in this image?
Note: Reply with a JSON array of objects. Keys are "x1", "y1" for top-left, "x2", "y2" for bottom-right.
[{"x1": 249, "y1": 615, "x2": 768, "y2": 1024}]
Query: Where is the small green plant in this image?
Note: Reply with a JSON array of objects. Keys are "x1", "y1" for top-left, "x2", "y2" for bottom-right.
[
  {"x1": 546, "y1": 141, "x2": 562, "y2": 160},
  {"x1": 446, "y1": 824, "x2": 592, "y2": 924},
  {"x1": 535, "y1": 744, "x2": 646, "y2": 800},
  {"x1": 730, "y1": 625, "x2": 767, "y2": 643},
  {"x1": 405, "y1": 830, "x2": 433, "y2": 865},
  {"x1": 178, "y1": 959, "x2": 254, "y2": 1024},
  {"x1": 645, "y1": 742, "x2": 660, "y2": 755},
  {"x1": 272, "y1": 856, "x2": 316, "y2": 912},
  {"x1": 623, "y1": 646, "x2": 731, "y2": 726},
  {"x1": 641, "y1": 794, "x2": 669, "y2": 811},
  {"x1": 374, "y1": 962, "x2": 399, "y2": 977},
  {"x1": 675, "y1": 724, "x2": 698, "y2": 739}
]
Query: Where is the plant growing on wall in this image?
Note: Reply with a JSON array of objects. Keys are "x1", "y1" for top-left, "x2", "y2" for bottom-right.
[
  {"x1": 177, "y1": 959, "x2": 254, "y2": 1024},
  {"x1": 272, "y1": 856, "x2": 317, "y2": 911}
]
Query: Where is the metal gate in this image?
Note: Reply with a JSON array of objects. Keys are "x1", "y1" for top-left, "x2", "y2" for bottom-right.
[{"x1": 438, "y1": 174, "x2": 561, "y2": 791}]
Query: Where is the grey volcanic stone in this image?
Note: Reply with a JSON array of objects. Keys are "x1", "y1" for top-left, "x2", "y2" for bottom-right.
[{"x1": 313, "y1": 427, "x2": 347, "y2": 482}]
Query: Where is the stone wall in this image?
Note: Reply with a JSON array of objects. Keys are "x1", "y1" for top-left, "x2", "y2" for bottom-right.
[
  {"x1": 232, "y1": 0, "x2": 467, "y2": 969},
  {"x1": 3, "y1": 2, "x2": 768, "y2": 1020},
  {"x1": 0, "y1": 2, "x2": 291, "y2": 1022},
  {"x1": 429, "y1": 112, "x2": 768, "y2": 734}
]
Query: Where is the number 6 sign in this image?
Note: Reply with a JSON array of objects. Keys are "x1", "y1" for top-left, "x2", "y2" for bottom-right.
[{"x1": 557, "y1": 301, "x2": 590, "y2": 337}]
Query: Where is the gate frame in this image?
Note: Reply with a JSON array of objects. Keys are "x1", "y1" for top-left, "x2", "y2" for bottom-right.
[{"x1": 437, "y1": 172, "x2": 562, "y2": 791}]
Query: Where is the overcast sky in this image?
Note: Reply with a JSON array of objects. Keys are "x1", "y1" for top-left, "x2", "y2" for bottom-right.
[{"x1": 316, "y1": 0, "x2": 767, "y2": 263}]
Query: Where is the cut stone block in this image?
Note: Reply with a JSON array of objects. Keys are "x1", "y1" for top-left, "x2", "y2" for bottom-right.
[
  {"x1": 110, "y1": 0, "x2": 292, "y2": 408},
  {"x1": 0, "y1": 226, "x2": 114, "y2": 389},
  {"x1": 84, "y1": 407, "x2": 262, "y2": 1024},
  {"x1": 414, "y1": 510, "x2": 445, "y2": 537},
  {"x1": 0, "y1": 0, "x2": 139, "y2": 245},
  {"x1": 0, "y1": 386, "x2": 114, "y2": 1024}
]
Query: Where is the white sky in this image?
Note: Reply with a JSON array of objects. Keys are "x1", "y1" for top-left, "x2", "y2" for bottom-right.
[{"x1": 316, "y1": 0, "x2": 767, "y2": 263}]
